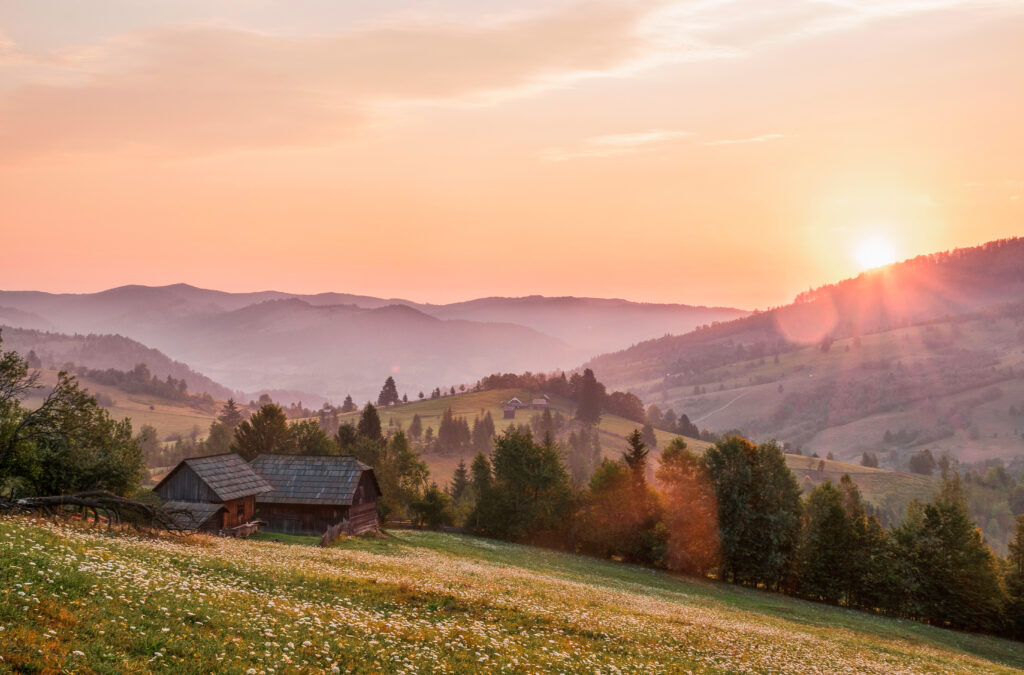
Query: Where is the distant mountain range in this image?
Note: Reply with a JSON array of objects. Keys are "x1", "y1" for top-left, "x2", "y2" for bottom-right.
[{"x1": 0, "y1": 285, "x2": 744, "y2": 403}]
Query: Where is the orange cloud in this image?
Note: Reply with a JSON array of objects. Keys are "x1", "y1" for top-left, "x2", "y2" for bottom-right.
[{"x1": 0, "y1": 3, "x2": 660, "y2": 161}]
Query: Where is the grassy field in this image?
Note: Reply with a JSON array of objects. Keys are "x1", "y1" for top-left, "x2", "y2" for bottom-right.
[
  {"x1": 22, "y1": 369, "x2": 219, "y2": 442},
  {"x1": 2, "y1": 515, "x2": 1023, "y2": 673},
  {"x1": 332, "y1": 388, "x2": 709, "y2": 483}
]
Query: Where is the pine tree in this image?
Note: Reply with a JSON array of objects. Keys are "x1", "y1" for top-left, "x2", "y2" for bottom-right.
[
  {"x1": 623, "y1": 429, "x2": 649, "y2": 487},
  {"x1": 1006, "y1": 516, "x2": 1024, "y2": 638},
  {"x1": 574, "y1": 368, "x2": 605, "y2": 425},
  {"x1": 377, "y1": 376, "x2": 400, "y2": 407},
  {"x1": 408, "y1": 414, "x2": 423, "y2": 440},
  {"x1": 341, "y1": 395, "x2": 357, "y2": 413},
  {"x1": 450, "y1": 459, "x2": 469, "y2": 501},
  {"x1": 217, "y1": 398, "x2": 245, "y2": 429},
  {"x1": 357, "y1": 403, "x2": 382, "y2": 441}
]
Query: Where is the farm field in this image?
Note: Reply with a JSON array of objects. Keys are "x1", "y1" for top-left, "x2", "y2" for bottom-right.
[{"x1": 4, "y1": 516, "x2": 1024, "y2": 673}]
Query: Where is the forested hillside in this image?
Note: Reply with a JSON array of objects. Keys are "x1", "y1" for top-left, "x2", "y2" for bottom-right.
[{"x1": 587, "y1": 239, "x2": 1024, "y2": 463}]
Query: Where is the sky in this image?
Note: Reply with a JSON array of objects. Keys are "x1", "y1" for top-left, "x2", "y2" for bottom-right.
[{"x1": 0, "y1": 0, "x2": 1021, "y2": 309}]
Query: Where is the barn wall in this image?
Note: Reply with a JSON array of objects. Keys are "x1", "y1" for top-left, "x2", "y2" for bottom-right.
[
  {"x1": 256, "y1": 503, "x2": 352, "y2": 536},
  {"x1": 352, "y1": 472, "x2": 379, "y2": 506},
  {"x1": 347, "y1": 502, "x2": 378, "y2": 535},
  {"x1": 221, "y1": 497, "x2": 255, "y2": 529},
  {"x1": 154, "y1": 465, "x2": 219, "y2": 503}
]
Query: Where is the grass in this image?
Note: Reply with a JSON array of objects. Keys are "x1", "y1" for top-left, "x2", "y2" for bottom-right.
[
  {"x1": 3, "y1": 515, "x2": 1023, "y2": 673},
  {"x1": 23, "y1": 369, "x2": 219, "y2": 442}
]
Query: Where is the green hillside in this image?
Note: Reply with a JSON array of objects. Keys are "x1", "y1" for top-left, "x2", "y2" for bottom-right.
[
  {"x1": 3, "y1": 516, "x2": 1022, "y2": 673},
  {"x1": 22, "y1": 369, "x2": 219, "y2": 442},
  {"x1": 334, "y1": 388, "x2": 709, "y2": 481},
  {"x1": 598, "y1": 309, "x2": 1024, "y2": 468}
]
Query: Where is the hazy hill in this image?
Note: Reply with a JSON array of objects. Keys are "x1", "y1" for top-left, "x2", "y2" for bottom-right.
[
  {"x1": 586, "y1": 238, "x2": 1024, "y2": 466},
  {"x1": 137, "y1": 298, "x2": 574, "y2": 402},
  {"x1": 420, "y1": 296, "x2": 747, "y2": 355},
  {"x1": 0, "y1": 284, "x2": 744, "y2": 403},
  {"x1": 0, "y1": 327, "x2": 235, "y2": 400}
]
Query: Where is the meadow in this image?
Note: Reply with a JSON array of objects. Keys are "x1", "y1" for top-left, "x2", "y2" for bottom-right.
[
  {"x1": 3, "y1": 515, "x2": 1024, "y2": 673},
  {"x1": 334, "y1": 388, "x2": 709, "y2": 481},
  {"x1": 22, "y1": 369, "x2": 218, "y2": 442}
]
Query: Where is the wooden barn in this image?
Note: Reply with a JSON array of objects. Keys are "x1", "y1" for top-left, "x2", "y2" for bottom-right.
[
  {"x1": 153, "y1": 453, "x2": 273, "y2": 532},
  {"x1": 249, "y1": 454, "x2": 381, "y2": 536}
]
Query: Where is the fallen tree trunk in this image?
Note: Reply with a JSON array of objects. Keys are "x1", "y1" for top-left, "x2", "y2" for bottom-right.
[{"x1": 0, "y1": 490, "x2": 193, "y2": 532}]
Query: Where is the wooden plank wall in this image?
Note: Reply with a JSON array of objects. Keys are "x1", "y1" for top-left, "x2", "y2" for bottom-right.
[{"x1": 155, "y1": 465, "x2": 220, "y2": 503}]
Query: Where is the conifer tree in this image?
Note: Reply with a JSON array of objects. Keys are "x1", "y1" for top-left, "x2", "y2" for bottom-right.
[
  {"x1": 217, "y1": 398, "x2": 245, "y2": 429},
  {"x1": 408, "y1": 414, "x2": 423, "y2": 440},
  {"x1": 450, "y1": 459, "x2": 469, "y2": 501},
  {"x1": 1006, "y1": 516, "x2": 1024, "y2": 638},
  {"x1": 377, "y1": 376, "x2": 400, "y2": 407},
  {"x1": 623, "y1": 429, "x2": 649, "y2": 487},
  {"x1": 356, "y1": 403, "x2": 382, "y2": 441}
]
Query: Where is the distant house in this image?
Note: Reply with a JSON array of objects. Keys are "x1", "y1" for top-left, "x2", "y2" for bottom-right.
[
  {"x1": 153, "y1": 453, "x2": 273, "y2": 532},
  {"x1": 531, "y1": 398, "x2": 549, "y2": 410},
  {"x1": 503, "y1": 406, "x2": 516, "y2": 420},
  {"x1": 506, "y1": 397, "x2": 524, "y2": 409},
  {"x1": 249, "y1": 454, "x2": 382, "y2": 536}
]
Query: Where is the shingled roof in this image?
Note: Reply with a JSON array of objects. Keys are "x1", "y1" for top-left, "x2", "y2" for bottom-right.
[
  {"x1": 154, "y1": 453, "x2": 273, "y2": 502},
  {"x1": 162, "y1": 501, "x2": 223, "y2": 530},
  {"x1": 249, "y1": 454, "x2": 378, "y2": 506}
]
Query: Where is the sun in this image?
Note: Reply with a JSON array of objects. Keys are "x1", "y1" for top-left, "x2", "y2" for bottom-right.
[{"x1": 854, "y1": 235, "x2": 897, "y2": 270}]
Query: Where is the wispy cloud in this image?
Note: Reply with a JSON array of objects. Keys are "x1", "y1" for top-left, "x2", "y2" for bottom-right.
[
  {"x1": 2, "y1": 0, "x2": 1020, "y2": 161},
  {"x1": 0, "y1": 3, "x2": 659, "y2": 160},
  {"x1": 542, "y1": 128, "x2": 692, "y2": 161},
  {"x1": 705, "y1": 133, "x2": 784, "y2": 146}
]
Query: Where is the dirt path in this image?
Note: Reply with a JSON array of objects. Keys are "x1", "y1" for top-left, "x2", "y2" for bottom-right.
[{"x1": 694, "y1": 390, "x2": 752, "y2": 424}]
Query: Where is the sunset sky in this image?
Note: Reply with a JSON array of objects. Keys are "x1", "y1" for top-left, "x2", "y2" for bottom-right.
[{"x1": 1, "y1": 0, "x2": 1021, "y2": 309}]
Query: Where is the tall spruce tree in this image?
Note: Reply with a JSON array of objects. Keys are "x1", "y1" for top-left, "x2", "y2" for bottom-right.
[
  {"x1": 450, "y1": 459, "x2": 469, "y2": 501},
  {"x1": 357, "y1": 403, "x2": 383, "y2": 442},
  {"x1": 377, "y1": 377, "x2": 400, "y2": 407},
  {"x1": 623, "y1": 429, "x2": 649, "y2": 486},
  {"x1": 217, "y1": 398, "x2": 245, "y2": 429},
  {"x1": 574, "y1": 368, "x2": 605, "y2": 425}
]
